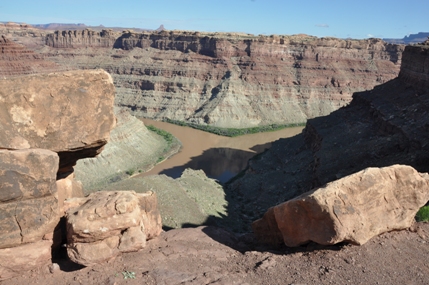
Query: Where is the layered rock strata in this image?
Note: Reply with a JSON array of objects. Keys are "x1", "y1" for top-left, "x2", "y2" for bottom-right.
[
  {"x1": 46, "y1": 29, "x2": 117, "y2": 48},
  {"x1": 253, "y1": 165, "x2": 429, "y2": 246},
  {"x1": 74, "y1": 109, "x2": 175, "y2": 190},
  {"x1": 223, "y1": 44, "x2": 429, "y2": 232},
  {"x1": 0, "y1": 35, "x2": 59, "y2": 76},
  {"x1": 42, "y1": 30, "x2": 403, "y2": 127}
]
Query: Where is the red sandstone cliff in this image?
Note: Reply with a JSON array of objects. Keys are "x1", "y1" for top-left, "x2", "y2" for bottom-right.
[
  {"x1": 42, "y1": 30, "x2": 404, "y2": 127},
  {"x1": 0, "y1": 35, "x2": 60, "y2": 76}
]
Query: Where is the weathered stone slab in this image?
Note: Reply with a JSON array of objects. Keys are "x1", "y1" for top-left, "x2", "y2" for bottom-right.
[
  {"x1": 0, "y1": 195, "x2": 60, "y2": 249},
  {"x1": 0, "y1": 149, "x2": 58, "y2": 203},
  {"x1": 253, "y1": 165, "x2": 429, "y2": 247},
  {"x1": 65, "y1": 190, "x2": 162, "y2": 266},
  {"x1": 0, "y1": 240, "x2": 52, "y2": 281},
  {"x1": 0, "y1": 69, "x2": 116, "y2": 170}
]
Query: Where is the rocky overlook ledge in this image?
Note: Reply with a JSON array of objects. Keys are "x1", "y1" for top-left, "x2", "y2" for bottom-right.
[{"x1": 42, "y1": 29, "x2": 404, "y2": 127}]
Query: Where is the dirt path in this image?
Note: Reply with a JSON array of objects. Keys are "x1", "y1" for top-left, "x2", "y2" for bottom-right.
[{"x1": 4, "y1": 223, "x2": 429, "y2": 285}]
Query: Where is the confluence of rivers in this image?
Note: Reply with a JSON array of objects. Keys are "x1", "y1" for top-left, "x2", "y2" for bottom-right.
[{"x1": 139, "y1": 119, "x2": 304, "y2": 183}]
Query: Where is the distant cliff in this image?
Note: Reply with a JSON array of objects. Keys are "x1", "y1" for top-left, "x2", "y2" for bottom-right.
[
  {"x1": 223, "y1": 43, "x2": 429, "y2": 232},
  {"x1": 0, "y1": 35, "x2": 60, "y2": 76},
  {"x1": 45, "y1": 29, "x2": 118, "y2": 48},
  {"x1": 384, "y1": 32, "x2": 429, "y2": 44},
  {"x1": 42, "y1": 30, "x2": 404, "y2": 128}
]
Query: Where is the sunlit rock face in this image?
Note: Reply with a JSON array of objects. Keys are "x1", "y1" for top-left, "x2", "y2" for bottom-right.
[
  {"x1": 43, "y1": 30, "x2": 403, "y2": 127},
  {"x1": 0, "y1": 69, "x2": 116, "y2": 172}
]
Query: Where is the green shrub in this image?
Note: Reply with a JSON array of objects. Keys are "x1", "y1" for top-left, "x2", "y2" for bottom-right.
[
  {"x1": 416, "y1": 205, "x2": 429, "y2": 222},
  {"x1": 126, "y1": 169, "x2": 135, "y2": 176}
]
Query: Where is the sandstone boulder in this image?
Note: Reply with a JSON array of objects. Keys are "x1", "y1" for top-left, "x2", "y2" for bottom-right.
[
  {"x1": 253, "y1": 165, "x2": 429, "y2": 247},
  {"x1": 0, "y1": 149, "x2": 60, "y2": 249},
  {"x1": 0, "y1": 240, "x2": 52, "y2": 281},
  {"x1": 65, "y1": 191, "x2": 162, "y2": 266},
  {"x1": 0, "y1": 69, "x2": 116, "y2": 172}
]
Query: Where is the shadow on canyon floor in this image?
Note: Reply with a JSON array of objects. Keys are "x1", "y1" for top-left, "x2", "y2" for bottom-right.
[{"x1": 158, "y1": 144, "x2": 270, "y2": 184}]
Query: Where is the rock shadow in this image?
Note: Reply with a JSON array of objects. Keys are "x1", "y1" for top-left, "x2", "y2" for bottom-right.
[{"x1": 158, "y1": 144, "x2": 270, "y2": 184}]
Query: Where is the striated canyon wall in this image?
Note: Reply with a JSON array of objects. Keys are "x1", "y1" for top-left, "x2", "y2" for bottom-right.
[
  {"x1": 0, "y1": 35, "x2": 60, "y2": 76},
  {"x1": 222, "y1": 43, "x2": 429, "y2": 232},
  {"x1": 41, "y1": 29, "x2": 404, "y2": 127}
]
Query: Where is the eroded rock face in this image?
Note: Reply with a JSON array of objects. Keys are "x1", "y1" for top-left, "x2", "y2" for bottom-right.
[
  {"x1": 40, "y1": 30, "x2": 404, "y2": 128},
  {"x1": 0, "y1": 149, "x2": 59, "y2": 203},
  {"x1": 223, "y1": 44, "x2": 429, "y2": 232},
  {"x1": 398, "y1": 45, "x2": 429, "y2": 92},
  {"x1": 0, "y1": 149, "x2": 59, "y2": 249},
  {"x1": 65, "y1": 191, "x2": 162, "y2": 266},
  {"x1": 74, "y1": 109, "x2": 170, "y2": 190},
  {"x1": 253, "y1": 165, "x2": 429, "y2": 247},
  {"x1": 0, "y1": 35, "x2": 60, "y2": 76},
  {"x1": 0, "y1": 240, "x2": 52, "y2": 280},
  {"x1": 0, "y1": 69, "x2": 116, "y2": 171},
  {"x1": 46, "y1": 29, "x2": 118, "y2": 48}
]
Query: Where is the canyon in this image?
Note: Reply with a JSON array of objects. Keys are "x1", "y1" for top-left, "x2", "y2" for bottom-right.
[
  {"x1": 222, "y1": 43, "x2": 429, "y2": 232},
  {"x1": 1, "y1": 24, "x2": 404, "y2": 128},
  {"x1": 1, "y1": 23, "x2": 429, "y2": 284}
]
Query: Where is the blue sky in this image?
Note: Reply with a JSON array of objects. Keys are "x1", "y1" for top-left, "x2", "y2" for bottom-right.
[{"x1": 1, "y1": 0, "x2": 427, "y2": 39}]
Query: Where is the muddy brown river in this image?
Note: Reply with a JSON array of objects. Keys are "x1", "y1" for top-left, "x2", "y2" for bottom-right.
[{"x1": 139, "y1": 119, "x2": 304, "y2": 183}]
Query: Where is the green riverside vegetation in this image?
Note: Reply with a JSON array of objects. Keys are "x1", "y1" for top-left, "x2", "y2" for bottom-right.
[
  {"x1": 146, "y1": 125, "x2": 178, "y2": 163},
  {"x1": 164, "y1": 118, "x2": 306, "y2": 137},
  {"x1": 147, "y1": 125, "x2": 174, "y2": 143}
]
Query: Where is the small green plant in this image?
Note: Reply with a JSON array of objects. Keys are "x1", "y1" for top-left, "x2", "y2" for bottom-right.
[
  {"x1": 122, "y1": 270, "x2": 136, "y2": 279},
  {"x1": 126, "y1": 169, "x2": 135, "y2": 176},
  {"x1": 157, "y1": 156, "x2": 164, "y2": 163},
  {"x1": 416, "y1": 205, "x2": 429, "y2": 222}
]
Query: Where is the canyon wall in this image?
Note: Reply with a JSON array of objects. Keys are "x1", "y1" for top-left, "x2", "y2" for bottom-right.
[
  {"x1": 74, "y1": 109, "x2": 176, "y2": 191},
  {"x1": 0, "y1": 35, "x2": 60, "y2": 76},
  {"x1": 222, "y1": 43, "x2": 429, "y2": 232},
  {"x1": 41, "y1": 29, "x2": 404, "y2": 127}
]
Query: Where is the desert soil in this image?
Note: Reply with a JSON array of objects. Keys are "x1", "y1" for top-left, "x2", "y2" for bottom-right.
[{"x1": 3, "y1": 222, "x2": 429, "y2": 285}]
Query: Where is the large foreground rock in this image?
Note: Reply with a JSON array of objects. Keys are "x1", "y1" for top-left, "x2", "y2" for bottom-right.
[
  {"x1": 65, "y1": 191, "x2": 162, "y2": 266},
  {"x1": 253, "y1": 165, "x2": 429, "y2": 247},
  {"x1": 0, "y1": 69, "x2": 115, "y2": 171}
]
